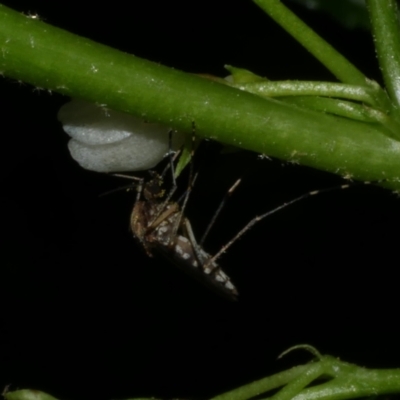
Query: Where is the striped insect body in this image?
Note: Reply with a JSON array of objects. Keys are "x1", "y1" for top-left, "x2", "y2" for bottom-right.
[{"x1": 129, "y1": 170, "x2": 239, "y2": 301}]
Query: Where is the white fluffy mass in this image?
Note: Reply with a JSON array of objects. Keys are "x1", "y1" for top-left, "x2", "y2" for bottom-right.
[{"x1": 58, "y1": 99, "x2": 183, "y2": 172}]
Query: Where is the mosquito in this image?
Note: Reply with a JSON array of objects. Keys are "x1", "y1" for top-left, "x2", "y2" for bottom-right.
[
  {"x1": 117, "y1": 128, "x2": 385, "y2": 301},
  {"x1": 124, "y1": 133, "x2": 239, "y2": 301}
]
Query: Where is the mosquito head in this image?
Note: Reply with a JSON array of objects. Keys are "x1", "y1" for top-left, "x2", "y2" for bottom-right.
[{"x1": 143, "y1": 172, "x2": 166, "y2": 201}]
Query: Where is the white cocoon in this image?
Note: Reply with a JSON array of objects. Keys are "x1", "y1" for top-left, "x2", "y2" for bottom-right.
[{"x1": 58, "y1": 99, "x2": 183, "y2": 172}]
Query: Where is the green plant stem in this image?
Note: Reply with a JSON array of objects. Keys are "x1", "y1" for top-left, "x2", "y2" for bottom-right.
[
  {"x1": 281, "y1": 96, "x2": 388, "y2": 123},
  {"x1": 292, "y1": 368, "x2": 400, "y2": 400},
  {"x1": 212, "y1": 356, "x2": 400, "y2": 400},
  {"x1": 366, "y1": 0, "x2": 400, "y2": 109},
  {"x1": 5, "y1": 356, "x2": 400, "y2": 400},
  {"x1": 229, "y1": 81, "x2": 400, "y2": 135},
  {"x1": 211, "y1": 364, "x2": 311, "y2": 400},
  {"x1": 251, "y1": 0, "x2": 367, "y2": 86},
  {"x1": 249, "y1": 0, "x2": 392, "y2": 112},
  {"x1": 233, "y1": 81, "x2": 378, "y2": 106},
  {"x1": 2, "y1": 4, "x2": 400, "y2": 188},
  {"x1": 224, "y1": 65, "x2": 394, "y2": 126}
]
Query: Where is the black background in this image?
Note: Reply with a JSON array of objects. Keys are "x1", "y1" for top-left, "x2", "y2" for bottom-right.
[{"x1": 1, "y1": 1, "x2": 400, "y2": 400}]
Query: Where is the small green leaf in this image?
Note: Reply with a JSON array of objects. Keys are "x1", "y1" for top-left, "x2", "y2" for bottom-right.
[
  {"x1": 225, "y1": 65, "x2": 267, "y2": 83},
  {"x1": 174, "y1": 135, "x2": 193, "y2": 178}
]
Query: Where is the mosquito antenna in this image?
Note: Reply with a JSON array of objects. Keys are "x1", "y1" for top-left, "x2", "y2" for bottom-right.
[
  {"x1": 113, "y1": 174, "x2": 143, "y2": 181},
  {"x1": 200, "y1": 178, "x2": 242, "y2": 246},
  {"x1": 99, "y1": 174, "x2": 143, "y2": 197},
  {"x1": 98, "y1": 184, "x2": 136, "y2": 197},
  {"x1": 204, "y1": 183, "x2": 361, "y2": 268}
]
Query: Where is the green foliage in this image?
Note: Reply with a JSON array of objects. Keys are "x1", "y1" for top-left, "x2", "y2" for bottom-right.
[
  {"x1": 5, "y1": 348, "x2": 400, "y2": 400},
  {"x1": 2, "y1": 1, "x2": 400, "y2": 188}
]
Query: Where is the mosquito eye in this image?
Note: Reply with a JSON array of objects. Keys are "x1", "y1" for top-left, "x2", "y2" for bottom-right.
[{"x1": 58, "y1": 99, "x2": 183, "y2": 172}]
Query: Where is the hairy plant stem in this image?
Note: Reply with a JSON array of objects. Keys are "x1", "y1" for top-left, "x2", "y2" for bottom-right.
[{"x1": 1, "y1": 3, "x2": 400, "y2": 189}]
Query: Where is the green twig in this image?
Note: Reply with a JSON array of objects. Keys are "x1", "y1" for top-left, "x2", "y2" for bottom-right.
[
  {"x1": 5, "y1": 354, "x2": 400, "y2": 400},
  {"x1": 280, "y1": 96, "x2": 389, "y2": 123},
  {"x1": 366, "y1": 0, "x2": 400, "y2": 110},
  {"x1": 251, "y1": 0, "x2": 368, "y2": 85},
  {"x1": 212, "y1": 355, "x2": 400, "y2": 400},
  {"x1": 231, "y1": 81, "x2": 379, "y2": 106},
  {"x1": 210, "y1": 364, "x2": 311, "y2": 400},
  {"x1": 2, "y1": 4, "x2": 400, "y2": 188}
]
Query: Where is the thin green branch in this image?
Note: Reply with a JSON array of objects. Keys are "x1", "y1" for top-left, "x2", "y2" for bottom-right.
[
  {"x1": 225, "y1": 65, "x2": 394, "y2": 126},
  {"x1": 281, "y1": 96, "x2": 389, "y2": 123},
  {"x1": 292, "y1": 368, "x2": 400, "y2": 400},
  {"x1": 2, "y1": 4, "x2": 400, "y2": 189},
  {"x1": 266, "y1": 361, "x2": 330, "y2": 400},
  {"x1": 232, "y1": 81, "x2": 378, "y2": 106},
  {"x1": 210, "y1": 364, "x2": 311, "y2": 400},
  {"x1": 212, "y1": 355, "x2": 400, "y2": 400},
  {"x1": 366, "y1": 0, "x2": 400, "y2": 109},
  {"x1": 252, "y1": 0, "x2": 368, "y2": 86},
  {"x1": 5, "y1": 355, "x2": 400, "y2": 400}
]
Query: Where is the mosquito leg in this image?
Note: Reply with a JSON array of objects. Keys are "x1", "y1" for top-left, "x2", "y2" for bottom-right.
[
  {"x1": 182, "y1": 217, "x2": 207, "y2": 266},
  {"x1": 158, "y1": 142, "x2": 180, "y2": 204},
  {"x1": 160, "y1": 130, "x2": 180, "y2": 181},
  {"x1": 149, "y1": 131, "x2": 181, "y2": 226},
  {"x1": 134, "y1": 178, "x2": 145, "y2": 203},
  {"x1": 170, "y1": 122, "x2": 197, "y2": 238},
  {"x1": 167, "y1": 129, "x2": 178, "y2": 189},
  {"x1": 200, "y1": 178, "x2": 242, "y2": 246},
  {"x1": 204, "y1": 184, "x2": 352, "y2": 268}
]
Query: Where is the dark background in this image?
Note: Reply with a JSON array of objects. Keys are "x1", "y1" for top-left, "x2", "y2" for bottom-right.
[{"x1": 1, "y1": 1, "x2": 400, "y2": 399}]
